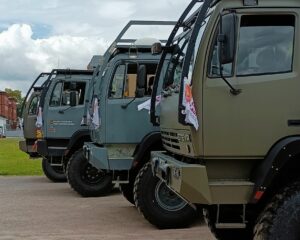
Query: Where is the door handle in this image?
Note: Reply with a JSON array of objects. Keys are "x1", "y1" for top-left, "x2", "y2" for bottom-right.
[{"x1": 288, "y1": 120, "x2": 300, "y2": 126}]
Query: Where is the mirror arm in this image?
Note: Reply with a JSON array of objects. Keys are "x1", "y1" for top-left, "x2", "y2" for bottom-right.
[
  {"x1": 220, "y1": 69, "x2": 241, "y2": 96},
  {"x1": 59, "y1": 106, "x2": 73, "y2": 114},
  {"x1": 121, "y1": 98, "x2": 136, "y2": 109},
  {"x1": 218, "y1": 14, "x2": 241, "y2": 96},
  {"x1": 218, "y1": 43, "x2": 241, "y2": 96}
]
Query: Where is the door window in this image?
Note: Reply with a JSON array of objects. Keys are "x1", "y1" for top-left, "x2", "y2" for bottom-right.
[
  {"x1": 237, "y1": 15, "x2": 295, "y2": 76},
  {"x1": 50, "y1": 82, "x2": 63, "y2": 107},
  {"x1": 28, "y1": 96, "x2": 39, "y2": 115},
  {"x1": 109, "y1": 63, "x2": 157, "y2": 99},
  {"x1": 50, "y1": 81, "x2": 86, "y2": 107},
  {"x1": 208, "y1": 14, "x2": 295, "y2": 78},
  {"x1": 110, "y1": 65, "x2": 126, "y2": 98}
]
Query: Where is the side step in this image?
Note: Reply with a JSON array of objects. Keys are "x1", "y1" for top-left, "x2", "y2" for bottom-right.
[
  {"x1": 215, "y1": 204, "x2": 247, "y2": 229},
  {"x1": 215, "y1": 223, "x2": 246, "y2": 229}
]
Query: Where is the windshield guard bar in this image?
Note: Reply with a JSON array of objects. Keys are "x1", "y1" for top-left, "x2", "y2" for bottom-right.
[
  {"x1": 150, "y1": 0, "x2": 204, "y2": 125},
  {"x1": 20, "y1": 72, "x2": 50, "y2": 117},
  {"x1": 178, "y1": 0, "x2": 214, "y2": 125}
]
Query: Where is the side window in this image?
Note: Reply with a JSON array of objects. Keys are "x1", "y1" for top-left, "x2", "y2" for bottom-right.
[
  {"x1": 50, "y1": 81, "x2": 86, "y2": 107},
  {"x1": 110, "y1": 65, "x2": 126, "y2": 98},
  {"x1": 110, "y1": 63, "x2": 157, "y2": 99},
  {"x1": 50, "y1": 82, "x2": 63, "y2": 107},
  {"x1": 236, "y1": 15, "x2": 295, "y2": 76},
  {"x1": 28, "y1": 96, "x2": 39, "y2": 115},
  {"x1": 208, "y1": 27, "x2": 233, "y2": 77},
  {"x1": 61, "y1": 82, "x2": 86, "y2": 106}
]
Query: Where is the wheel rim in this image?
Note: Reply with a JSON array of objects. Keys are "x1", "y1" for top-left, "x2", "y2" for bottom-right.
[
  {"x1": 154, "y1": 180, "x2": 187, "y2": 212},
  {"x1": 80, "y1": 163, "x2": 106, "y2": 185}
]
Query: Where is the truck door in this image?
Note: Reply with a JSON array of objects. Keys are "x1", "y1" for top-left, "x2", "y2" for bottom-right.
[
  {"x1": 44, "y1": 80, "x2": 88, "y2": 139},
  {"x1": 23, "y1": 92, "x2": 40, "y2": 139},
  {"x1": 203, "y1": 13, "x2": 297, "y2": 157},
  {"x1": 106, "y1": 62, "x2": 157, "y2": 143}
]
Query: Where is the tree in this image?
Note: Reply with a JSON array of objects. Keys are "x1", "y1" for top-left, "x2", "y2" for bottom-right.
[{"x1": 5, "y1": 88, "x2": 24, "y2": 118}]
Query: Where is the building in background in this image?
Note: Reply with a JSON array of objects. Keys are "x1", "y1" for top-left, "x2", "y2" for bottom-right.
[{"x1": 0, "y1": 91, "x2": 17, "y2": 132}]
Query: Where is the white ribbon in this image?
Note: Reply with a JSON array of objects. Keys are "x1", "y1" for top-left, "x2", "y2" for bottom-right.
[
  {"x1": 35, "y1": 107, "x2": 43, "y2": 128},
  {"x1": 91, "y1": 98, "x2": 100, "y2": 129},
  {"x1": 137, "y1": 95, "x2": 162, "y2": 112}
]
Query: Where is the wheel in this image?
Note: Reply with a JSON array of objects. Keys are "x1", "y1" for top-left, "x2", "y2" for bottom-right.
[
  {"x1": 42, "y1": 157, "x2": 67, "y2": 183},
  {"x1": 120, "y1": 183, "x2": 135, "y2": 205},
  {"x1": 203, "y1": 205, "x2": 254, "y2": 240},
  {"x1": 66, "y1": 149, "x2": 113, "y2": 197},
  {"x1": 254, "y1": 181, "x2": 300, "y2": 240},
  {"x1": 133, "y1": 162, "x2": 197, "y2": 229}
]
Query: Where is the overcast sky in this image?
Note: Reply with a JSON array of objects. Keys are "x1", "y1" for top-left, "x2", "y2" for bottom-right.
[{"x1": 0, "y1": 0, "x2": 189, "y2": 95}]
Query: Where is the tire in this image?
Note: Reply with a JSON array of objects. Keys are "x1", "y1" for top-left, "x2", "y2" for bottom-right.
[
  {"x1": 254, "y1": 181, "x2": 300, "y2": 240},
  {"x1": 120, "y1": 183, "x2": 135, "y2": 205},
  {"x1": 203, "y1": 206, "x2": 254, "y2": 240},
  {"x1": 42, "y1": 157, "x2": 67, "y2": 183},
  {"x1": 66, "y1": 149, "x2": 113, "y2": 197},
  {"x1": 133, "y1": 162, "x2": 198, "y2": 229}
]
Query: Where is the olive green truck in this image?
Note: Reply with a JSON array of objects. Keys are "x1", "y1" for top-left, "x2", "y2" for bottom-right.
[{"x1": 150, "y1": 0, "x2": 300, "y2": 239}]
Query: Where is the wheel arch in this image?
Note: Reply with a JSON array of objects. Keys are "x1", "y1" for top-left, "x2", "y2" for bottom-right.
[
  {"x1": 250, "y1": 135, "x2": 300, "y2": 203},
  {"x1": 65, "y1": 130, "x2": 91, "y2": 158},
  {"x1": 132, "y1": 131, "x2": 163, "y2": 171}
]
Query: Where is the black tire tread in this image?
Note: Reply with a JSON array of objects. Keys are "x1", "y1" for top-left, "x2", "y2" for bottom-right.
[
  {"x1": 66, "y1": 149, "x2": 113, "y2": 197},
  {"x1": 42, "y1": 158, "x2": 66, "y2": 183},
  {"x1": 254, "y1": 181, "x2": 300, "y2": 240},
  {"x1": 133, "y1": 162, "x2": 197, "y2": 229}
]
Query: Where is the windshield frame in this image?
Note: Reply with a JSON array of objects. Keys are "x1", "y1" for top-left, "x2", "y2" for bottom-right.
[
  {"x1": 178, "y1": 0, "x2": 214, "y2": 126},
  {"x1": 150, "y1": 0, "x2": 204, "y2": 125}
]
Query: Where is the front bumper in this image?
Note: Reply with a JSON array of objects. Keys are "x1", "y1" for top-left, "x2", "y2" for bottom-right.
[
  {"x1": 151, "y1": 151, "x2": 212, "y2": 204},
  {"x1": 83, "y1": 142, "x2": 133, "y2": 171},
  {"x1": 151, "y1": 151, "x2": 254, "y2": 205},
  {"x1": 36, "y1": 140, "x2": 66, "y2": 157},
  {"x1": 19, "y1": 140, "x2": 39, "y2": 157}
]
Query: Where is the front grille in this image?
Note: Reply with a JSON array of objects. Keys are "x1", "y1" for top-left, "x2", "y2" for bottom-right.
[{"x1": 161, "y1": 131, "x2": 181, "y2": 151}]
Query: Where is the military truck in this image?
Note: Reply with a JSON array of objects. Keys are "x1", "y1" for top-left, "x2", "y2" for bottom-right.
[
  {"x1": 19, "y1": 72, "x2": 67, "y2": 181},
  {"x1": 34, "y1": 69, "x2": 95, "y2": 182},
  {"x1": 67, "y1": 20, "x2": 198, "y2": 229},
  {"x1": 149, "y1": 0, "x2": 300, "y2": 239}
]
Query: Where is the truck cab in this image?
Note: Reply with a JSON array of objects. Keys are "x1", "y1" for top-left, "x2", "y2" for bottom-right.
[
  {"x1": 36, "y1": 69, "x2": 94, "y2": 182},
  {"x1": 151, "y1": 0, "x2": 300, "y2": 239},
  {"x1": 19, "y1": 72, "x2": 50, "y2": 158}
]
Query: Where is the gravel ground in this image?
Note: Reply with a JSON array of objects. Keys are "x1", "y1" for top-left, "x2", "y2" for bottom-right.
[{"x1": 0, "y1": 176, "x2": 215, "y2": 240}]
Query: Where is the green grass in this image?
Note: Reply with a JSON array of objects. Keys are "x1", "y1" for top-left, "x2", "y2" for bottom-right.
[{"x1": 0, "y1": 138, "x2": 43, "y2": 176}]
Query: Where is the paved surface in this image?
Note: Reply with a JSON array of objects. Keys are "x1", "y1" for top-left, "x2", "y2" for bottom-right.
[{"x1": 0, "y1": 176, "x2": 215, "y2": 240}]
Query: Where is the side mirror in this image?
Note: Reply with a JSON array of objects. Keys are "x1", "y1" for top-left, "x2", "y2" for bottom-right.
[
  {"x1": 151, "y1": 42, "x2": 163, "y2": 55},
  {"x1": 69, "y1": 91, "x2": 78, "y2": 107},
  {"x1": 136, "y1": 65, "x2": 146, "y2": 98},
  {"x1": 218, "y1": 13, "x2": 237, "y2": 64}
]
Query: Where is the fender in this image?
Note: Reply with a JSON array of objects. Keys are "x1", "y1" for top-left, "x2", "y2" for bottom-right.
[
  {"x1": 132, "y1": 131, "x2": 162, "y2": 169},
  {"x1": 65, "y1": 129, "x2": 91, "y2": 156},
  {"x1": 250, "y1": 136, "x2": 300, "y2": 203}
]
